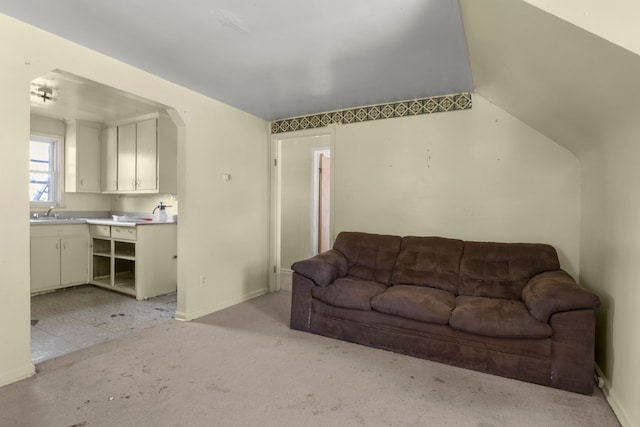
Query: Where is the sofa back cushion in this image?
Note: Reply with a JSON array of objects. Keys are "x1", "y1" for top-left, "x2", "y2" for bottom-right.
[
  {"x1": 459, "y1": 241, "x2": 560, "y2": 300},
  {"x1": 391, "y1": 236, "x2": 464, "y2": 294},
  {"x1": 333, "y1": 232, "x2": 402, "y2": 285}
]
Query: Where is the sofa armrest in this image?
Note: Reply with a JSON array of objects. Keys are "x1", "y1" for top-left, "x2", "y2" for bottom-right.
[
  {"x1": 291, "y1": 249, "x2": 348, "y2": 286},
  {"x1": 522, "y1": 270, "x2": 601, "y2": 322}
]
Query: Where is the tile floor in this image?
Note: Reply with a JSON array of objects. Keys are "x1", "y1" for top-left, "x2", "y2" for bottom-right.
[{"x1": 31, "y1": 285, "x2": 177, "y2": 363}]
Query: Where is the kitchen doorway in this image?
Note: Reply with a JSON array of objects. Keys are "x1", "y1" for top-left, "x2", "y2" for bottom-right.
[{"x1": 29, "y1": 69, "x2": 182, "y2": 363}]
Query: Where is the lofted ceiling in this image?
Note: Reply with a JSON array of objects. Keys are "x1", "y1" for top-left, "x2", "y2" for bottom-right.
[
  {"x1": 459, "y1": 0, "x2": 640, "y2": 157},
  {"x1": 0, "y1": 0, "x2": 473, "y2": 122}
]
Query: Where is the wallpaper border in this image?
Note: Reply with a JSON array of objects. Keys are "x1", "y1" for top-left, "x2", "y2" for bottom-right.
[{"x1": 271, "y1": 92, "x2": 472, "y2": 134}]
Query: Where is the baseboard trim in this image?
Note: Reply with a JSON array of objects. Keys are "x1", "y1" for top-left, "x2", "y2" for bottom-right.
[
  {"x1": 595, "y1": 364, "x2": 631, "y2": 426},
  {"x1": 0, "y1": 362, "x2": 35, "y2": 387},
  {"x1": 175, "y1": 287, "x2": 270, "y2": 321}
]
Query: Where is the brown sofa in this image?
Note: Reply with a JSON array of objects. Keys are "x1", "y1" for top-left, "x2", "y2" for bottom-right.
[{"x1": 290, "y1": 232, "x2": 601, "y2": 394}]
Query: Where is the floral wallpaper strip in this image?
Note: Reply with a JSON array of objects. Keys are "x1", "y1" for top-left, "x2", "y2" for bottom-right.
[{"x1": 271, "y1": 92, "x2": 472, "y2": 134}]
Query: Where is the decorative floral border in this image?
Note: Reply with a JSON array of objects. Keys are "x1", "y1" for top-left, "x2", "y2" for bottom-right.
[{"x1": 271, "y1": 92, "x2": 472, "y2": 134}]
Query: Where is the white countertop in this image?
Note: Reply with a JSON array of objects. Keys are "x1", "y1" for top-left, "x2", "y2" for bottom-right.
[{"x1": 30, "y1": 218, "x2": 177, "y2": 227}]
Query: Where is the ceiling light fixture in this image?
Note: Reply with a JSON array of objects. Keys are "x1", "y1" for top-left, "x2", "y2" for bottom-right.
[{"x1": 30, "y1": 85, "x2": 57, "y2": 103}]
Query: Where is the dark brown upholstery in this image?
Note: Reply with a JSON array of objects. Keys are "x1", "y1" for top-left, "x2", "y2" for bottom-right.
[
  {"x1": 332, "y1": 232, "x2": 402, "y2": 285},
  {"x1": 391, "y1": 236, "x2": 464, "y2": 294},
  {"x1": 450, "y1": 296, "x2": 552, "y2": 338},
  {"x1": 523, "y1": 270, "x2": 601, "y2": 322},
  {"x1": 290, "y1": 232, "x2": 601, "y2": 395},
  {"x1": 459, "y1": 241, "x2": 560, "y2": 300},
  {"x1": 371, "y1": 285, "x2": 455, "y2": 324},
  {"x1": 312, "y1": 277, "x2": 387, "y2": 310},
  {"x1": 291, "y1": 249, "x2": 348, "y2": 286}
]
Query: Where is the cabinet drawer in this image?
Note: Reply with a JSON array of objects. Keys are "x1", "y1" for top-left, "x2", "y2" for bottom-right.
[
  {"x1": 31, "y1": 224, "x2": 88, "y2": 237},
  {"x1": 111, "y1": 226, "x2": 137, "y2": 241},
  {"x1": 90, "y1": 224, "x2": 111, "y2": 237}
]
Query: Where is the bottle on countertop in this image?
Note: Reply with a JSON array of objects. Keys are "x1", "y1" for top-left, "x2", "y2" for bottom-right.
[{"x1": 153, "y1": 202, "x2": 171, "y2": 222}]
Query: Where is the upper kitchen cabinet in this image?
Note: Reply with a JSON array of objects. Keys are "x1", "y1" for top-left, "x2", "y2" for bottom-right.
[
  {"x1": 104, "y1": 112, "x2": 177, "y2": 195},
  {"x1": 65, "y1": 120, "x2": 101, "y2": 193},
  {"x1": 101, "y1": 126, "x2": 118, "y2": 192}
]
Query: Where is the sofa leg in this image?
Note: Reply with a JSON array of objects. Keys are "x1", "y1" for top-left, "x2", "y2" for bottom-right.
[{"x1": 290, "y1": 273, "x2": 314, "y2": 331}]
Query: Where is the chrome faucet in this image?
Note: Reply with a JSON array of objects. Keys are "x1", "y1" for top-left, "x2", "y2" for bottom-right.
[{"x1": 45, "y1": 206, "x2": 55, "y2": 217}]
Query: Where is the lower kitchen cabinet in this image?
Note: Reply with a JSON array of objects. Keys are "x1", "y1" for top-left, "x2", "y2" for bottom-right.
[
  {"x1": 30, "y1": 225, "x2": 89, "y2": 294},
  {"x1": 89, "y1": 223, "x2": 176, "y2": 300}
]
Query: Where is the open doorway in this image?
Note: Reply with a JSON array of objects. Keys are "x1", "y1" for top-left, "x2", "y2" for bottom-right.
[
  {"x1": 29, "y1": 70, "x2": 181, "y2": 363},
  {"x1": 271, "y1": 130, "x2": 334, "y2": 291},
  {"x1": 312, "y1": 148, "x2": 331, "y2": 255}
]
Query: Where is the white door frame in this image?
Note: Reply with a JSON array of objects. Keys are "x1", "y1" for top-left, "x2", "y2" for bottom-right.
[{"x1": 269, "y1": 127, "x2": 335, "y2": 292}]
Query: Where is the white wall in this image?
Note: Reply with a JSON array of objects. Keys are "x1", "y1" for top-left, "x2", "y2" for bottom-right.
[
  {"x1": 0, "y1": 13, "x2": 270, "y2": 386},
  {"x1": 332, "y1": 94, "x2": 581, "y2": 277}
]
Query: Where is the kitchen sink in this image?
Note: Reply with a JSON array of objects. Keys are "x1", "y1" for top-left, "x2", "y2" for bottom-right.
[{"x1": 30, "y1": 217, "x2": 84, "y2": 223}]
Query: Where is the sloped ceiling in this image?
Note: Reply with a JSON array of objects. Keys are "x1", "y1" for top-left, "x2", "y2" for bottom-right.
[
  {"x1": 0, "y1": 0, "x2": 473, "y2": 122},
  {"x1": 459, "y1": 0, "x2": 640, "y2": 157}
]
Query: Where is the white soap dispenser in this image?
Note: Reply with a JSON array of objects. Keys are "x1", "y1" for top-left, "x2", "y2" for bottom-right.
[{"x1": 154, "y1": 202, "x2": 171, "y2": 222}]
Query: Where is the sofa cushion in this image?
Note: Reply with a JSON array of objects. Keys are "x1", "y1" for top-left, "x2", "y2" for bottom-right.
[
  {"x1": 311, "y1": 277, "x2": 387, "y2": 310},
  {"x1": 459, "y1": 242, "x2": 560, "y2": 300},
  {"x1": 333, "y1": 232, "x2": 402, "y2": 285},
  {"x1": 371, "y1": 285, "x2": 455, "y2": 324},
  {"x1": 450, "y1": 296, "x2": 552, "y2": 338},
  {"x1": 391, "y1": 236, "x2": 464, "y2": 294}
]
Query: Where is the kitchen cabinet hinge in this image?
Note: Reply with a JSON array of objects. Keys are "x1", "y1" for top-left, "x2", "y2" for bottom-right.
[{"x1": 273, "y1": 159, "x2": 278, "y2": 167}]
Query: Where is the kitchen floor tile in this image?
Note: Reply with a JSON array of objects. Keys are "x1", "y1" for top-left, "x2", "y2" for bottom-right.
[{"x1": 31, "y1": 285, "x2": 176, "y2": 363}]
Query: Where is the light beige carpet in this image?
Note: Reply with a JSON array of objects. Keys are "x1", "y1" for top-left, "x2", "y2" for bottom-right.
[{"x1": 0, "y1": 291, "x2": 620, "y2": 426}]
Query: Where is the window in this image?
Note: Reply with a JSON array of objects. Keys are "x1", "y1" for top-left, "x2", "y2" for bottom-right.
[{"x1": 29, "y1": 135, "x2": 60, "y2": 206}]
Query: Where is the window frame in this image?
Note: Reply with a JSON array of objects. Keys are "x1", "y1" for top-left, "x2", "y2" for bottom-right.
[{"x1": 29, "y1": 133, "x2": 62, "y2": 207}]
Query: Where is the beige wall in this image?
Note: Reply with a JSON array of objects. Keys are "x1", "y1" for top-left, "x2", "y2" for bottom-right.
[
  {"x1": 279, "y1": 134, "x2": 331, "y2": 269},
  {"x1": 332, "y1": 94, "x2": 581, "y2": 277},
  {"x1": 0, "y1": 55, "x2": 34, "y2": 386},
  {"x1": 1, "y1": 13, "x2": 270, "y2": 386},
  {"x1": 460, "y1": 2, "x2": 640, "y2": 424},
  {"x1": 524, "y1": 0, "x2": 640, "y2": 56},
  {"x1": 110, "y1": 194, "x2": 178, "y2": 217},
  {"x1": 579, "y1": 121, "x2": 640, "y2": 426}
]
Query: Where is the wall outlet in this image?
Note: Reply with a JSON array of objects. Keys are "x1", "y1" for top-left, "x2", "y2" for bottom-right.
[{"x1": 199, "y1": 276, "x2": 207, "y2": 287}]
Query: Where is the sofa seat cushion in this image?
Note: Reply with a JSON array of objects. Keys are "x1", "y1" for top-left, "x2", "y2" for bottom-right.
[
  {"x1": 311, "y1": 277, "x2": 387, "y2": 310},
  {"x1": 371, "y1": 285, "x2": 455, "y2": 324},
  {"x1": 450, "y1": 296, "x2": 552, "y2": 338}
]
